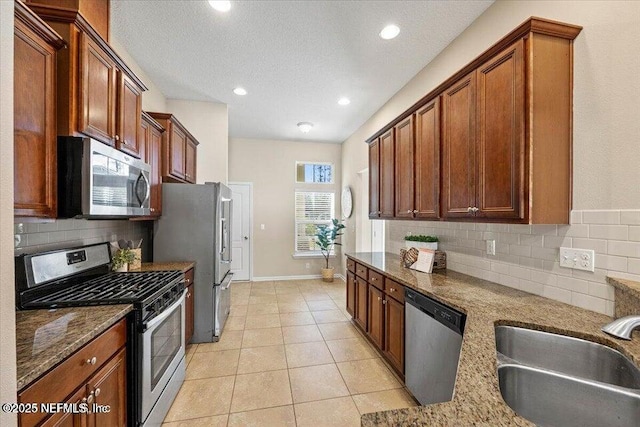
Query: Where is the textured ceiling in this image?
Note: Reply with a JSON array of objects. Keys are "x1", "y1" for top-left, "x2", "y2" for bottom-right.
[{"x1": 111, "y1": 0, "x2": 494, "y2": 143}]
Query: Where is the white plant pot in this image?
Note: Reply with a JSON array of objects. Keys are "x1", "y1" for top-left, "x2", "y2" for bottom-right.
[
  {"x1": 114, "y1": 264, "x2": 128, "y2": 273},
  {"x1": 405, "y1": 241, "x2": 438, "y2": 251}
]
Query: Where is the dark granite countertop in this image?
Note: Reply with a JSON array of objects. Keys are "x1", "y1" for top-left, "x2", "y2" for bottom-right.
[
  {"x1": 347, "y1": 252, "x2": 640, "y2": 426},
  {"x1": 137, "y1": 261, "x2": 195, "y2": 273},
  {"x1": 16, "y1": 305, "x2": 132, "y2": 391}
]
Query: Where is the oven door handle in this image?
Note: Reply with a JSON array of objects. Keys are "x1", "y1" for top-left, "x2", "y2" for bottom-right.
[{"x1": 144, "y1": 289, "x2": 186, "y2": 331}]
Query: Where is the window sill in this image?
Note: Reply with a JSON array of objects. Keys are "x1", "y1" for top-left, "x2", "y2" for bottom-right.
[{"x1": 292, "y1": 253, "x2": 336, "y2": 260}]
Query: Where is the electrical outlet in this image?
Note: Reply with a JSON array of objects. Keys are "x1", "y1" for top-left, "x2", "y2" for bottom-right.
[
  {"x1": 559, "y1": 247, "x2": 595, "y2": 272},
  {"x1": 260, "y1": 224, "x2": 265, "y2": 230},
  {"x1": 305, "y1": 262, "x2": 310, "y2": 269},
  {"x1": 15, "y1": 234, "x2": 21, "y2": 247},
  {"x1": 486, "y1": 239, "x2": 496, "y2": 256}
]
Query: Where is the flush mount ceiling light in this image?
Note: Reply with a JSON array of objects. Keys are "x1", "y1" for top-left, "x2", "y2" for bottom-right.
[
  {"x1": 233, "y1": 87, "x2": 247, "y2": 96},
  {"x1": 338, "y1": 97, "x2": 351, "y2": 106},
  {"x1": 379, "y1": 24, "x2": 400, "y2": 40},
  {"x1": 297, "y1": 122, "x2": 314, "y2": 133},
  {"x1": 209, "y1": 1, "x2": 231, "y2": 12}
]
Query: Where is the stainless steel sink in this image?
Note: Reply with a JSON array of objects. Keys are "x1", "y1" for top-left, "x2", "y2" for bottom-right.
[
  {"x1": 495, "y1": 326, "x2": 640, "y2": 427},
  {"x1": 495, "y1": 325, "x2": 640, "y2": 388}
]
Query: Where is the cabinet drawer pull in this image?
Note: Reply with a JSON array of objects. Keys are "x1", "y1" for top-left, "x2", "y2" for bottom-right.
[
  {"x1": 371, "y1": 277, "x2": 376, "y2": 281},
  {"x1": 390, "y1": 288, "x2": 396, "y2": 292},
  {"x1": 94, "y1": 388, "x2": 101, "y2": 397},
  {"x1": 413, "y1": 209, "x2": 418, "y2": 214},
  {"x1": 383, "y1": 299, "x2": 387, "y2": 305},
  {"x1": 87, "y1": 391, "x2": 94, "y2": 404},
  {"x1": 407, "y1": 210, "x2": 412, "y2": 214},
  {"x1": 467, "y1": 207, "x2": 473, "y2": 213},
  {"x1": 86, "y1": 356, "x2": 97, "y2": 366},
  {"x1": 377, "y1": 296, "x2": 381, "y2": 301},
  {"x1": 115, "y1": 135, "x2": 120, "y2": 141}
]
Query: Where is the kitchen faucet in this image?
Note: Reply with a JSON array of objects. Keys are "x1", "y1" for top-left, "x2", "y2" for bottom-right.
[{"x1": 602, "y1": 315, "x2": 640, "y2": 340}]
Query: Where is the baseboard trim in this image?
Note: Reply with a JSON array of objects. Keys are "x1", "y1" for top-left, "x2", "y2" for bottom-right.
[{"x1": 252, "y1": 274, "x2": 344, "y2": 282}]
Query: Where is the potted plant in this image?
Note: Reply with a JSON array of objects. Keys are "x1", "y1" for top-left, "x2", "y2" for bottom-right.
[
  {"x1": 112, "y1": 248, "x2": 137, "y2": 272},
  {"x1": 405, "y1": 234, "x2": 439, "y2": 250},
  {"x1": 315, "y1": 218, "x2": 346, "y2": 282}
]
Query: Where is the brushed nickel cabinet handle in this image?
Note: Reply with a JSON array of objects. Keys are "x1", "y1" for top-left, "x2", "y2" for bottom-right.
[{"x1": 86, "y1": 356, "x2": 97, "y2": 366}]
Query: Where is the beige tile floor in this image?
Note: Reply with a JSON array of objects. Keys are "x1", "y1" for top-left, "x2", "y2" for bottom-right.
[{"x1": 163, "y1": 279, "x2": 417, "y2": 426}]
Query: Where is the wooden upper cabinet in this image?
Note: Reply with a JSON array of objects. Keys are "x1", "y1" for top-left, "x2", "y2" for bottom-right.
[
  {"x1": 116, "y1": 71, "x2": 142, "y2": 158},
  {"x1": 78, "y1": 32, "x2": 117, "y2": 146},
  {"x1": 169, "y1": 124, "x2": 187, "y2": 180},
  {"x1": 368, "y1": 139, "x2": 380, "y2": 218},
  {"x1": 476, "y1": 40, "x2": 525, "y2": 220},
  {"x1": 14, "y1": 2, "x2": 65, "y2": 218},
  {"x1": 364, "y1": 18, "x2": 580, "y2": 224},
  {"x1": 442, "y1": 71, "x2": 477, "y2": 219},
  {"x1": 185, "y1": 137, "x2": 197, "y2": 183},
  {"x1": 379, "y1": 129, "x2": 395, "y2": 218},
  {"x1": 24, "y1": 0, "x2": 110, "y2": 42},
  {"x1": 394, "y1": 116, "x2": 415, "y2": 218},
  {"x1": 414, "y1": 98, "x2": 441, "y2": 219},
  {"x1": 141, "y1": 112, "x2": 164, "y2": 216},
  {"x1": 148, "y1": 112, "x2": 199, "y2": 184}
]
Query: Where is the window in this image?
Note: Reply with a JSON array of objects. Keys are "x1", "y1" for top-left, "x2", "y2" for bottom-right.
[
  {"x1": 295, "y1": 191, "x2": 335, "y2": 253},
  {"x1": 296, "y1": 162, "x2": 333, "y2": 184}
]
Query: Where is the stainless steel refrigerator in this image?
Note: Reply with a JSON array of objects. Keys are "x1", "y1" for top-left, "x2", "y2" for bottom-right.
[{"x1": 154, "y1": 182, "x2": 233, "y2": 343}]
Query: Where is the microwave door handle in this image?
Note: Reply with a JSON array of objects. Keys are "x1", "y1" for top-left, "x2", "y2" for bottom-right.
[{"x1": 135, "y1": 172, "x2": 150, "y2": 207}]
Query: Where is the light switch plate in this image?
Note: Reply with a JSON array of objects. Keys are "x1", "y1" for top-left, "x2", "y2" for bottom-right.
[{"x1": 559, "y1": 247, "x2": 595, "y2": 272}]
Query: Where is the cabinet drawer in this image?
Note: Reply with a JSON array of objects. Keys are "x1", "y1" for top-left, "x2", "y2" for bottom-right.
[
  {"x1": 18, "y1": 318, "x2": 127, "y2": 427},
  {"x1": 368, "y1": 270, "x2": 384, "y2": 290},
  {"x1": 346, "y1": 258, "x2": 356, "y2": 273},
  {"x1": 355, "y1": 263, "x2": 368, "y2": 280},
  {"x1": 384, "y1": 278, "x2": 405, "y2": 303},
  {"x1": 185, "y1": 268, "x2": 195, "y2": 286}
]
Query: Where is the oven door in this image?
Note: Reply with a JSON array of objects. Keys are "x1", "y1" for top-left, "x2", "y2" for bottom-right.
[
  {"x1": 141, "y1": 292, "x2": 186, "y2": 422},
  {"x1": 87, "y1": 138, "x2": 151, "y2": 217}
]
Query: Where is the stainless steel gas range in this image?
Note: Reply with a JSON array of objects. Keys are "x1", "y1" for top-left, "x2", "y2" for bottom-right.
[{"x1": 15, "y1": 242, "x2": 186, "y2": 427}]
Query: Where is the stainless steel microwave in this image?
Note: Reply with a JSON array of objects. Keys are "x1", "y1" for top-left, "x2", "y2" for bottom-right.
[{"x1": 58, "y1": 137, "x2": 151, "y2": 218}]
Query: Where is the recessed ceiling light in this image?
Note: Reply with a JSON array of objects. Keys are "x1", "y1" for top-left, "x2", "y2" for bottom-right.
[
  {"x1": 379, "y1": 24, "x2": 400, "y2": 40},
  {"x1": 233, "y1": 87, "x2": 247, "y2": 96},
  {"x1": 338, "y1": 97, "x2": 351, "y2": 106},
  {"x1": 209, "y1": 1, "x2": 231, "y2": 12},
  {"x1": 297, "y1": 122, "x2": 314, "y2": 133}
]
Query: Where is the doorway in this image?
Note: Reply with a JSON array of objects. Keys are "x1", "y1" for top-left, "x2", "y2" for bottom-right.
[{"x1": 229, "y1": 182, "x2": 253, "y2": 281}]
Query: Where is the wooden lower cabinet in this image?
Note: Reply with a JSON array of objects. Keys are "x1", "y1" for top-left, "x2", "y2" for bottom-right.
[
  {"x1": 368, "y1": 285, "x2": 385, "y2": 349},
  {"x1": 185, "y1": 268, "x2": 195, "y2": 344},
  {"x1": 384, "y1": 297, "x2": 405, "y2": 374},
  {"x1": 346, "y1": 257, "x2": 405, "y2": 376},
  {"x1": 354, "y1": 276, "x2": 368, "y2": 330},
  {"x1": 18, "y1": 319, "x2": 127, "y2": 427},
  {"x1": 346, "y1": 272, "x2": 356, "y2": 316}
]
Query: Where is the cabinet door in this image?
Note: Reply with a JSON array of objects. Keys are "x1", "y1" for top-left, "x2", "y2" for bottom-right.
[
  {"x1": 14, "y1": 19, "x2": 58, "y2": 218},
  {"x1": 186, "y1": 283, "x2": 194, "y2": 344},
  {"x1": 355, "y1": 277, "x2": 368, "y2": 331},
  {"x1": 442, "y1": 71, "x2": 476, "y2": 219},
  {"x1": 379, "y1": 129, "x2": 395, "y2": 218},
  {"x1": 79, "y1": 33, "x2": 116, "y2": 146},
  {"x1": 367, "y1": 284, "x2": 385, "y2": 350},
  {"x1": 346, "y1": 271, "x2": 356, "y2": 317},
  {"x1": 384, "y1": 297, "x2": 405, "y2": 374},
  {"x1": 394, "y1": 116, "x2": 415, "y2": 218},
  {"x1": 415, "y1": 98, "x2": 441, "y2": 219},
  {"x1": 168, "y1": 124, "x2": 187, "y2": 180},
  {"x1": 368, "y1": 139, "x2": 380, "y2": 218},
  {"x1": 477, "y1": 40, "x2": 525, "y2": 220},
  {"x1": 116, "y1": 71, "x2": 142, "y2": 158},
  {"x1": 185, "y1": 138, "x2": 197, "y2": 183},
  {"x1": 40, "y1": 387, "x2": 87, "y2": 427},
  {"x1": 148, "y1": 125, "x2": 163, "y2": 216},
  {"x1": 139, "y1": 114, "x2": 149, "y2": 165},
  {"x1": 87, "y1": 348, "x2": 127, "y2": 427}
]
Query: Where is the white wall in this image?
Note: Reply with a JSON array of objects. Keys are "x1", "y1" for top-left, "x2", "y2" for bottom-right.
[
  {"x1": 166, "y1": 99, "x2": 228, "y2": 184},
  {"x1": 341, "y1": 0, "x2": 640, "y2": 314},
  {"x1": 1, "y1": 1, "x2": 17, "y2": 424},
  {"x1": 229, "y1": 138, "x2": 342, "y2": 278}
]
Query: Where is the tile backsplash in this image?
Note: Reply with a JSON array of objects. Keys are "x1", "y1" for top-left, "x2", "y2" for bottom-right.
[
  {"x1": 14, "y1": 219, "x2": 153, "y2": 261},
  {"x1": 386, "y1": 210, "x2": 640, "y2": 316}
]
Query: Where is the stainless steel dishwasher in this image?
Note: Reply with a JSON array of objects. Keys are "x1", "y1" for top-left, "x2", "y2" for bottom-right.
[{"x1": 405, "y1": 288, "x2": 466, "y2": 405}]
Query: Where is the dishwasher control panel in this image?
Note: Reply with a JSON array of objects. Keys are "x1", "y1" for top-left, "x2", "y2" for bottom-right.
[{"x1": 405, "y1": 288, "x2": 465, "y2": 335}]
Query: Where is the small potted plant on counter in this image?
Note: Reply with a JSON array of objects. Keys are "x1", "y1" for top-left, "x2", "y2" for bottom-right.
[
  {"x1": 315, "y1": 218, "x2": 346, "y2": 282},
  {"x1": 112, "y1": 248, "x2": 137, "y2": 272},
  {"x1": 405, "y1": 234, "x2": 439, "y2": 250}
]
